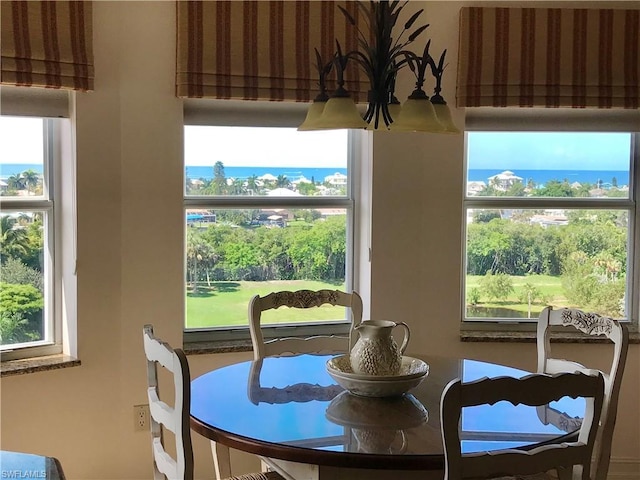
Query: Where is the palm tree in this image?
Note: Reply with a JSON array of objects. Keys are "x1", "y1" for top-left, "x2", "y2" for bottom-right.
[
  {"x1": 186, "y1": 231, "x2": 216, "y2": 291},
  {"x1": 21, "y1": 169, "x2": 40, "y2": 194},
  {"x1": 0, "y1": 215, "x2": 30, "y2": 260},
  {"x1": 6, "y1": 174, "x2": 25, "y2": 192},
  {"x1": 276, "y1": 175, "x2": 291, "y2": 188},
  {"x1": 246, "y1": 175, "x2": 258, "y2": 195},
  {"x1": 211, "y1": 161, "x2": 227, "y2": 195}
]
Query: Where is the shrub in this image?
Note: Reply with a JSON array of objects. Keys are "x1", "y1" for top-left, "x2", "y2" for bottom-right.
[{"x1": 467, "y1": 287, "x2": 481, "y2": 305}]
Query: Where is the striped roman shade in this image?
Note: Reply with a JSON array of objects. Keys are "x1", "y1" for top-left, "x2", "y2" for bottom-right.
[
  {"x1": 176, "y1": 1, "x2": 370, "y2": 102},
  {"x1": 457, "y1": 7, "x2": 639, "y2": 109},
  {"x1": 1, "y1": 1, "x2": 94, "y2": 91}
]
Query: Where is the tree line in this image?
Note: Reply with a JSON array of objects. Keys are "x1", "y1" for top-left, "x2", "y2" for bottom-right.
[
  {"x1": 187, "y1": 213, "x2": 346, "y2": 290},
  {"x1": 1, "y1": 215, "x2": 44, "y2": 344},
  {"x1": 467, "y1": 210, "x2": 627, "y2": 316}
]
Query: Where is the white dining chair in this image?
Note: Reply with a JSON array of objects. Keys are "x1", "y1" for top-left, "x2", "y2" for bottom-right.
[
  {"x1": 441, "y1": 371, "x2": 605, "y2": 480},
  {"x1": 536, "y1": 307, "x2": 629, "y2": 480},
  {"x1": 248, "y1": 289, "x2": 363, "y2": 360},
  {"x1": 143, "y1": 324, "x2": 283, "y2": 480}
]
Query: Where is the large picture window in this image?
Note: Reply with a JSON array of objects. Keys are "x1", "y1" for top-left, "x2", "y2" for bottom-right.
[
  {"x1": 184, "y1": 126, "x2": 358, "y2": 340},
  {"x1": 0, "y1": 116, "x2": 57, "y2": 353},
  {"x1": 463, "y1": 131, "x2": 638, "y2": 324}
]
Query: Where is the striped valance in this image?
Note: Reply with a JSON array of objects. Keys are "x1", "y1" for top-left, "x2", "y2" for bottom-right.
[
  {"x1": 457, "y1": 7, "x2": 639, "y2": 109},
  {"x1": 176, "y1": 1, "x2": 370, "y2": 102},
  {"x1": 1, "y1": 1, "x2": 94, "y2": 91}
]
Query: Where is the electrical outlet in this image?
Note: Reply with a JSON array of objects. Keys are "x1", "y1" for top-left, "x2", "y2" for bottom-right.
[{"x1": 134, "y1": 404, "x2": 150, "y2": 432}]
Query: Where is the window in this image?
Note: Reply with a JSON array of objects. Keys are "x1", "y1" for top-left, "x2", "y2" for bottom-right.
[
  {"x1": 183, "y1": 125, "x2": 361, "y2": 341},
  {"x1": 0, "y1": 116, "x2": 62, "y2": 357},
  {"x1": 463, "y1": 130, "x2": 638, "y2": 325}
]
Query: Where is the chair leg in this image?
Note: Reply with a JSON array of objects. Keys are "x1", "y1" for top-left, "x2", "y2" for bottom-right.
[
  {"x1": 556, "y1": 466, "x2": 574, "y2": 480},
  {"x1": 211, "y1": 441, "x2": 232, "y2": 480}
]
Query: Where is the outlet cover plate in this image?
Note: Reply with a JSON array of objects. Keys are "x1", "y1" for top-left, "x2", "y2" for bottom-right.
[{"x1": 134, "y1": 404, "x2": 150, "y2": 432}]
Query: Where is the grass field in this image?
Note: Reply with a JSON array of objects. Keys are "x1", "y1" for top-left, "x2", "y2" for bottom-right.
[
  {"x1": 466, "y1": 274, "x2": 567, "y2": 317},
  {"x1": 186, "y1": 275, "x2": 569, "y2": 328},
  {"x1": 186, "y1": 280, "x2": 347, "y2": 328}
]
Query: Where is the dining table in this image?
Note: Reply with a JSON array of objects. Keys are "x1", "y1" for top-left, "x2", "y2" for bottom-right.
[
  {"x1": 0, "y1": 451, "x2": 66, "y2": 480},
  {"x1": 190, "y1": 353, "x2": 584, "y2": 480}
]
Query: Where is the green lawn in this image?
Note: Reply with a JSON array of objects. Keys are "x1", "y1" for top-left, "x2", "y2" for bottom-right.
[
  {"x1": 186, "y1": 280, "x2": 348, "y2": 328},
  {"x1": 466, "y1": 274, "x2": 568, "y2": 317},
  {"x1": 186, "y1": 275, "x2": 570, "y2": 327}
]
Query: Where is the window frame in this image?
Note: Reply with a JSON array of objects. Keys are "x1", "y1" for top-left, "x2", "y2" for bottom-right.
[
  {"x1": 1, "y1": 118, "x2": 64, "y2": 359},
  {"x1": 461, "y1": 113, "x2": 639, "y2": 332},
  {"x1": 182, "y1": 110, "x2": 365, "y2": 344}
]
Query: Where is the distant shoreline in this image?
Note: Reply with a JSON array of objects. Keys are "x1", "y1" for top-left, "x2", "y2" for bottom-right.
[{"x1": 1, "y1": 163, "x2": 629, "y2": 188}]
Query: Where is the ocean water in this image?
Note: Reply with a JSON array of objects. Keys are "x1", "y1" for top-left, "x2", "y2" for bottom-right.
[
  {"x1": 1, "y1": 163, "x2": 44, "y2": 178},
  {"x1": 468, "y1": 169, "x2": 629, "y2": 187},
  {"x1": 2, "y1": 163, "x2": 630, "y2": 188},
  {"x1": 185, "y1": 166, "x2": 347, "y2": 182}
]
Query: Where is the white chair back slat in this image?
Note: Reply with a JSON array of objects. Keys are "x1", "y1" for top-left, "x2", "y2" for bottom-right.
[
  {"x1": 536, "y1": 307, "x2": 629, "y2": 480},
  {"x1": 441, "y1": 371, "x2": 605, "y2": 480},
  {"x1": 147, "y1": 391, "x2": 177, "y2": 434},
  {"x1": 249, "y1": 289, "x2": 363, "y2": 360},
  {"x1": 144, "y1": 333, "x2": 180, "y2": 373},
  {"x1": 152, "y1": 438, "x2": 179, "y2": 480}
]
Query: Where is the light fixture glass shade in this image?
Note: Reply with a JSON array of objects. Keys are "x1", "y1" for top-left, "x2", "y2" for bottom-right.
[
  {"x1": 298, "y1": 101, "x2": 327, "y2": 131},
  {"x1": 389, "y1": 97, "x2": 443, "y2": 132},
  {"x1": 432, "y1": 102, "x2": 460, "y2": 134},
  {"x1": 314, "y1": 96, "x2": 368, "y2": 130}
]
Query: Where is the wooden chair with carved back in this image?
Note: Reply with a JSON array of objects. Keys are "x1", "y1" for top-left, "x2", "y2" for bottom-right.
[
  {"x1": 441, "y1": 371, "x2": 605, "y2": 480},
  {"x1": 536, "y1": 307, "x2": 629, "y2": 480},
  {"x1": 248, "y1": 289, "x2": 363, "y2": 360}
]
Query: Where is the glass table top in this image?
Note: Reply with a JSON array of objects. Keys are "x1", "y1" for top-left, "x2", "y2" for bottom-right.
[{"x1": 190, "y1": 354, "x2": 584, "y2": 458}]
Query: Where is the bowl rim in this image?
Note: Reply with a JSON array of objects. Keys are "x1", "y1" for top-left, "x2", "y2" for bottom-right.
[
  {"x1": 326, "y1": 368, "x2": 428, "y2": 397},
  {"x1": 326, "y1": 354, "x2": 429, "y2": 382}
]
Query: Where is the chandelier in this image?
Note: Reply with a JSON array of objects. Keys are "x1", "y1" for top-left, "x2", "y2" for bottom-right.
[{"x1": 298, "y1": 0, "x2": 459, "y2": 133}]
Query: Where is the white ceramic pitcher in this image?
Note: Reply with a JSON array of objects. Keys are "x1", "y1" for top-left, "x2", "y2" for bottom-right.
[{"x1": 350, "y1": 320, "x2": 411, "y2": 376}]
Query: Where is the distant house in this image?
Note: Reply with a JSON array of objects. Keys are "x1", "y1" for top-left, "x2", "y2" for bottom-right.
[
  {"x1": 324, "y1": 172, "x2": 347, "y2": 186},
  {"x1": 292, "y1": 176, "x2": 312, "y2": 185},
  {"x1": 266, "y1": 187, "x2": 301, "y2": 197},
  {"x1": 317, "y1": 208, "x2": 346, "y2": 218},
  {"x1": 467, "y1": 181, "x2": 486, "y2": 196},
  {"x1": 258, "y1": 173, "x2": 277, "y2": 182},
  {"x1": 488, "y1": 170, "x2": 523, "y2": 191},
  {"x1": 258, "y1": 209, "x2": 293, "y2": 227},
  {"x1": 530, "y1": 212, "x2": 568, "y2": 227},
  {"x1": 0, "y1": 179, "x2": 7, "y2": 192}
]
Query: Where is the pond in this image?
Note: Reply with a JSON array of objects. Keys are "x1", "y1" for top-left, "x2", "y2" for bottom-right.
[{"x1": 466, "y1": 306, "x2": 536, "y2": 319}]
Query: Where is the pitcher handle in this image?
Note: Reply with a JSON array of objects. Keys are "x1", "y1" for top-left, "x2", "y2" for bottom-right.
[{"x1": 396, "y1": 322, "x2": 411, "y2": 354}]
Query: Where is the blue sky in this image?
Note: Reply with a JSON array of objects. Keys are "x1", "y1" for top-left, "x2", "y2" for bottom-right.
[
  {"x1": 468, "y1": 132, "x2": 631, "y2": 171},
  {"x1": 2, "y1": 117, "x2": 632, "y2": 172},
  {"x1": 0, "y1": 118, "x2": 348, "y2": 169}
]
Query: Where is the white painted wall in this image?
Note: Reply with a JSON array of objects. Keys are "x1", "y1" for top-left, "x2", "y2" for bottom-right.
[{"x1": 0, "y1": 2, "x2": 637, "y2": 480}]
